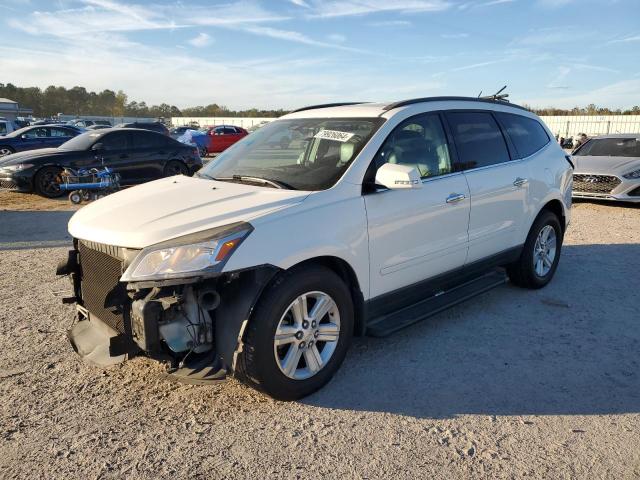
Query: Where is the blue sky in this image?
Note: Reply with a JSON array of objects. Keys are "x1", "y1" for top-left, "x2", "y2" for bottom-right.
[{"x1": 1, "y1": 0, "x2": 639, "y2": 110}]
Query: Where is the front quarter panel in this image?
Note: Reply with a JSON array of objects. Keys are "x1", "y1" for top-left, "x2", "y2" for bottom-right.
[{"x1": 223, "y1": 183, "x2": 371, "y2": 299}]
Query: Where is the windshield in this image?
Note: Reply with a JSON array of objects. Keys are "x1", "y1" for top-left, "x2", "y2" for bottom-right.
[
  {"x1": 59, "y1": 131, "x2": 104, "y2": 150},
  {"x1": 199, "y1": 117, "x2": 383, "y2": 191},
  {"x1": 575, "y1": 137, "x2": 640, "y2": 157}
]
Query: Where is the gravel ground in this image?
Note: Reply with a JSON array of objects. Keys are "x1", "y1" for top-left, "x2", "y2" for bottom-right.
[{"x1": 0, "y1": 200, "x2": 639, "y2": 479}]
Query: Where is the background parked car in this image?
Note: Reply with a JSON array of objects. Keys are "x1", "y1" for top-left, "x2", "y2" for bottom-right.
[
  {"x1": 571, "y1": 134, "x2": 640, "y2": 203},
  {"x1": 116, "y1": 121, "x2": 170, "y2": 136},
  {"x1": 85, "y1": 125, "x2": 111, "y2": 131},
  {"x1": 206, "y1": 125, "x2": 248, "y2": 153},
  {"x1": 0, "y1": 125, "x2": 82, "y2": 157},
  {"x1": 0, "y1": 128, "x2": 202, "y2": 197},
  {"x1": 170, "y1": 126, "x2": 198, "y2": 139},
  {"x1": 0, "y1": 118, "x2": 16, "y2": 136}
]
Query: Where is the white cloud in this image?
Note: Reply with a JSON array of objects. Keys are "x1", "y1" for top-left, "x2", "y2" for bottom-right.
[
  {"x1": 368, "y1": 20, "x2": 412, "y2": 27},
  {"x1": 608, "y1": 34, "x2": 640, "y2": 44},
  {"x1": 441, "y1": 33, "x2": 469, "y2": 39},
  {"x1": 522, "y1": 80, "x2": 640, "y2": 109},
  {"x1": 289, "y1": 0, "x2": 311, "y2": 7},
  {"x1": 304, "y1": 0, "x2": 452, "y2": 18},
  {"x1": 188, "y1": 33, "x2": 213, "y2": 48}
]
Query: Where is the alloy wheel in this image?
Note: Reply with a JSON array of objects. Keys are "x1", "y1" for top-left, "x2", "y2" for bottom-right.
[
  {"x1": 273, "y1": 291, "x2": 341, "y2": 380},
  {"x1": 533, "y1": 225, "x2": 557, "y2": 277}
]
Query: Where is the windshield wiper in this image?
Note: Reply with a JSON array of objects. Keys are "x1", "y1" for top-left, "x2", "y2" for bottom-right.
[{"x1": 213, "y1": 175, "x2": 295, "y2": 190}]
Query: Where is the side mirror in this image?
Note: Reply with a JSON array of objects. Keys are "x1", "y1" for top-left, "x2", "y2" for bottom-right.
[
  {"x1": 374, "y1": 163, "x2": 422, "y2": 190},
  {"x1": 92, "y1": 143, "x2": 104, "y2": 152}
]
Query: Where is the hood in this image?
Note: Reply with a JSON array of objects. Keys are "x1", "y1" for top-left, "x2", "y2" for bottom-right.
[
  {"x1": 573, "y1": 155, "x2": 640, "y2": 176},
  {"x1": 68, "y1": 175, "x2": 310, "y2": 248},
  {"x1": 0, "y1": 148, "x2": 64, "y2": 166}
]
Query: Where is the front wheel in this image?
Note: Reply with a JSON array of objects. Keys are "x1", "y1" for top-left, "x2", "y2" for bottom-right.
[
  {"x1": 34, "y1": 166, "x2": 64, "y2": 198},
  {"x1": 238, "y1": 266, "x2": 353, "y2": 400},
  {"x1": 507, "y1": 210, "x2": 563, "y2": 289}
]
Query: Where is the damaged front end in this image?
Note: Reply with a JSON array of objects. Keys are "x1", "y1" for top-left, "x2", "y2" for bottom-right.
[{"x1": 57, "y1": 225, "x2": 278, "y2": 384}]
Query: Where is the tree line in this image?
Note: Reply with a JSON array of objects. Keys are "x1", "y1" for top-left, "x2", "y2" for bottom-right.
[
  {"x1": 1, "y1": 83, "x2": 638, "y2": 119},
  {"x1": 0, "y1": 83, "x2": 287, "y2": 118}
]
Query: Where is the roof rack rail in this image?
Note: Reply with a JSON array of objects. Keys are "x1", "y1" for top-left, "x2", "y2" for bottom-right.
[
  {"x1": 382, "y1": 94, "x2": 527, "y2": 112},
  {"x1": 290, "y1": 102, "x2": 368, "y2": 113}
]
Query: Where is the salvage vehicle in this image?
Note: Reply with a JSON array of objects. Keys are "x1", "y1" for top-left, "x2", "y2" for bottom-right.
[
  {"x1": 571, "y1": 134, "x2": 640, "y2": 203},
  {"x1": 0, "y1": 125, "x2": 81, "y2": 157},
  {"x1": 206, "y1": 125, "x2": 248, "y2": 153},
  {"x1": 0, "y1": 128, "x2": 201, "y2": 197},
  {"x1": 57, "y1": 97, "x2": 572, "y2": 400}
]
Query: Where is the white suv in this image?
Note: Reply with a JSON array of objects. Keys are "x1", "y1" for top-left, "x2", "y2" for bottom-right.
[{"x1": 59, "y1": 97, "x2": 573, "y2": 400}]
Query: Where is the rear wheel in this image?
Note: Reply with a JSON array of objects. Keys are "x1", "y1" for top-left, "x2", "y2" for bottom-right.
[
  {"x1": 34, "y1": 166, "x2": 64, "y2": 198},
  {"x1": 163, "y1": 160, "x2": 189, "y2": 177},
  {"x1": 0, "y1": 146, "x2": 14, "y2": 157},
  {"x1": 238, "y1": 266, "x2": 353, "y2": 400},
  {"x1": 507, "y1": 210, "x2": 563, "y2": 289}
]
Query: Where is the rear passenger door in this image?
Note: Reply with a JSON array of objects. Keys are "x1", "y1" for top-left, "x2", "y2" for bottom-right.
[
  {"x1": 445, "y1": 111, "x2": 529, "y2": 264},
  {"x1": 97, "y1": 131, "x2": 135, "y2": 183},
  {"x1": 129, "y1": 131, "x2": 169, "y2": 181}
]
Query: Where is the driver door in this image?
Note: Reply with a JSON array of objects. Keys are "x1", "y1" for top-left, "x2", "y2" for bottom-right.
[{"x1": 364, "y1": 112, "x2": 470, "y2": 300}]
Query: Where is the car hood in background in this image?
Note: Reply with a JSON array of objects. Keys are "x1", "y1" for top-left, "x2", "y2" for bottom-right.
[
  {"x1": 0, "y1": 148, "x2": 68, "y2": 166},
  {"x1": 68, "y1": 176, "x2": 310, "y2": 248},
  {"x1": 572, "y1": 155, "x2": 640, "y2": 176}
]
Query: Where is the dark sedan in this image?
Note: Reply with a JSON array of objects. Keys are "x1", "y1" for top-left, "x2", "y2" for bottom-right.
[
  {"x1": 0, "y1": 125, "x2": 82, "y2": 157},
  {"x1": 0, "y1": 128, "x2": 202, "y2": 197}
]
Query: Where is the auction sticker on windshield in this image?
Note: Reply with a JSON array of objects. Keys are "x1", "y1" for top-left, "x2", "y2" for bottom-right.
[{"x1": 314, "y1": 130, "x2": 355, "y2": 142}]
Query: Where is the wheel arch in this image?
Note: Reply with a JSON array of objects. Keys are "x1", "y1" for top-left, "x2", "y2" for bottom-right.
[
  {"x1": 539, "y1": 198, "x2": 566, "y2": 233},
  {"x1": 283, "y1": 256, "x2": 366, "y2": 337},
  {"x1": 32, "y1": 163, "x2": 64, "y2": 193}
]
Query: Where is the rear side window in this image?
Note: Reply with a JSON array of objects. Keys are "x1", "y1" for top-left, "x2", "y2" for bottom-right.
[
  {"x1": 223, "y1": 127, "x2": 236, "y2": 134},
  {"x1": 134, "y1": 131, "x2": 164, "y2": 148},
  {"x1": 446, "y1": 112, "x2": 510, "y2": 169},
  {"x1": 496, "y1": 113, "x2": 549, "y2": 158},
  {"x1": 101, "y1": 132, "x2": 129, "y2": 150}
]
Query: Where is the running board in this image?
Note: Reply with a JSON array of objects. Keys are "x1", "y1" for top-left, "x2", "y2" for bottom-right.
[{"x1": 366, "y1": 270, "x2": 507, "y2": 337}]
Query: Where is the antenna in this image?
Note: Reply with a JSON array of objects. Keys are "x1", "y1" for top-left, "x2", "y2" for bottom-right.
[{"x1": 480, "y1": 85, "x2": 509, "y2": 102}]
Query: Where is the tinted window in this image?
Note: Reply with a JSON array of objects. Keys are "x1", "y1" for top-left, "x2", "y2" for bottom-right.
[
  {"x1": 102, "y1": 132, "x2": 129, "y2": 150},
  {"x1": 223, "y1": 127, "x2": 237, "y2": 134},
  {"x1": 374, "y1": 113, "x2": 453, "y2": 179},
  {"x1": 496, "y1": 113, "x2": 549, "y2": 158},
  {"x1": 23, "y1": 127, "x2": 49, "y2": 138},
  {"x1": 574, "y1": 137, "x2": 640, "y2": 157},
  {"x1": 134, "y1": 131, "x2": 164, "y2": 148},
  {"x1": 50, "y1": 127, "x2": 73, "y2": 137},
  {"x1": 446, "y1": 112, "x2": 510, "y2": 169}
]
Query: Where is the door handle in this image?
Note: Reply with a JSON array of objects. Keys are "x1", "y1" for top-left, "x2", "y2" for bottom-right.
[
  {"x1": 446, "y1": 193, "x2": 466, "y2": 204},
  {"x1": 513, "y1": 177, "x2": 528, "y2": 187}
]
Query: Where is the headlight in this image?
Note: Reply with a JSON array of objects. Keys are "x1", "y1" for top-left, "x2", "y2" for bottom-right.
[
  {"x1": 1, "y1": 163, "x2": 34, "y2": 172},
  {"x1": 623, "y1": 168, "x2": 640, "y2": 179},
  {"x1": 120, "y1": 223, "x2": 253, "y2": 282}
]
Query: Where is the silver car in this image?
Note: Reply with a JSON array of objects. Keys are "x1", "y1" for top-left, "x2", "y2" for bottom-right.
[{"x1": 571, "y1": 134, "x2": 640, "y2": 203}]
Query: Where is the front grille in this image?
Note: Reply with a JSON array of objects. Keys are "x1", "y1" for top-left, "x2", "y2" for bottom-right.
[
  {"x1": 0, "y1": 179, "x2": 17, "y2": 189},
  {"x1": 78, "y1": 241, "x2": 127, "y2": 333},
  {"x1": 573, "y1": 174, "x2": 621, "y2": 194}
]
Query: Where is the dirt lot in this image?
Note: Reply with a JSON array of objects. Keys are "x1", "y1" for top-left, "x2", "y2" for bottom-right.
[{"x1": 0, "y1": 197, "x2": 639, "y2": 479}]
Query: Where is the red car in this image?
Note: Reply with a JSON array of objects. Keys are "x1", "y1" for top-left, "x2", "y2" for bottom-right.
[{"x1": 206, "y1": 125, "x2": 248, "y2": 154}]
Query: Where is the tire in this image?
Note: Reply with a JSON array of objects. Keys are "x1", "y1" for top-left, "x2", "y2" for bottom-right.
[
  {"x1": 507, "y1": 210, "x2": 563, "y2": 289},
  {"x1": 34, "y1": 166, "x2": 64, "y2": 198},
  {"x1": 199, "y1": 146, "x2": 208, "y2": 158},
  {"x1": 238, "y1": 265, "x2": 354, "y2": 400},
  {"x1": 68, "y1": 191, "x2": 82, "y2": 205},
  {"x1": 0, "y1": 146, "x2": 15, "y2": 157},
  {"x1": 163, "y1": 160, "x2": 189, "y2": 177}
]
